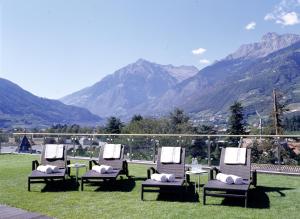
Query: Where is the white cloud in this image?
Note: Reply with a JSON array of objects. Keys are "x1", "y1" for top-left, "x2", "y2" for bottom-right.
[
  {"x1": 276, "y1": 11, "x2": 299, "y2": 25},
  {"x1": 264, "y1": 13, "x2": 275, "y2": 21},
  {"x1": 265, "y1": 0, "x2": 300, "y2": 26},
  {"x1": 192, "y1": 48, "x2": 206, "y2": 55},
  {"x1": 245, "y1": 22, "x2": 256, "y2": 30},
  {"x1": 199, "y1": 59, "x2": 210, "y2": 64}
]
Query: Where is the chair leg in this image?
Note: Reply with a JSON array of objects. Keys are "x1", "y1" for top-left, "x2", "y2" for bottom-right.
[
  {"x1": 203, "y1": 188, "x2": 206, "y2": 205},
  {"x1": 28, "y1": 178, "x2": 31, "y2": 191},
  {"x1": 63, "y1": 177, "x2": 66, "y2": 191},
  {"x1": 81, "y1": 178, "x2": 84, "y2": 191},
  {"x1": 245, "y1": 191, "x2": 248, "y2": 208},
  {"x1": 141, "y1": 185, "x2": 144, "y2": 200},
  {"x1": 253, "y1": 171, "x2": 257, "y2": 187}
]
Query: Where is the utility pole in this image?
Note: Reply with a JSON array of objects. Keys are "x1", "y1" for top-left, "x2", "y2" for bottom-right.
[
  {"x1": 273, "y1": 89, "x2": 279, "y2": 135},
  {"x1": 256, "y1": 110, "x2": 263, "y2": 139},
  {"x1": 207, "y1": 137, "x2": 211, "y2": 167}
]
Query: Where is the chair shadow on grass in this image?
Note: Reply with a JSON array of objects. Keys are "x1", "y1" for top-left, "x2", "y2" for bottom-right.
[
  {"x1": 90, "y1": 177, "x2": 136, "y2": 192},
  {"x1": 220, "y1": 186, "x2": 294, "y2": 209},
  {"x1": 41, "y1": 178, "x2": 80, "y2": 192},
  {"x1": 155, "y1": 185, "x2": 199, "y2": 202}
]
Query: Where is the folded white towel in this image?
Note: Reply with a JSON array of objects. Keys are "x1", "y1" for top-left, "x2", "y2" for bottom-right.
[
  {"x1": 162, "y1": 173, "x2": 176, "y2": 182},
  {"x1": 47, "y1": 165, "x2": 59, "y2": 173},
  {"x1": 37, "y1": 165, "x2": 52, "y2": 174},
  {"x1": 160, "y1": 147, "x2": 181, "y2": 163},
  {"x1": 103, "y1": 144, "x2": 122, "y2": 159},
  {"x1": 45, "y1": 144, "x2": 64, "y2": 159},
  {"x1": 92, "y1": 165, "x2": 105, "y2": 174},
  {"x1": 229, "y1": 174, "x2": 244, "y2": 185},
  {"x1": 151, "y1": 173, "x2": 167, "y2": 182},
  {"x1": 216, "y1": 173, "x2": 234, "y2": 184},
  {"x1": 224, "y1": 147, "x2": 246, "y2": 164},
  {"x1": 92, "y1": 165, "x2": 113, "y2": 174},
  {"x1": 101, "y1": 165, "x2": 113, "y2": 173}
]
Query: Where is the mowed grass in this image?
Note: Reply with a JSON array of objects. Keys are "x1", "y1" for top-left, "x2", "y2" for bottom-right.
[{"x1": 0, "y1": 154, "x2": 300, "y2": 219}]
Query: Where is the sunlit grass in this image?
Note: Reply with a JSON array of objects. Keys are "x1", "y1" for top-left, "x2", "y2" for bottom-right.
[{"x1": 0, "y1": 154, "x2": 300, "y2": 219}]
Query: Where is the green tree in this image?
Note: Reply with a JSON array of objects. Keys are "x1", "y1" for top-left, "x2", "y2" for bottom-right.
[
  {"x1": 188, "y1": 125, "x2": 216, "y2": 161},
  {"x1": 271, "y1": 90, "x2": 288, "y2": 135},
  {"x1": 250, "y1": 140, "x2": 263, "y2": 163},
  {"x1": 228, "y1": 101, "x2": 246, "y2": 135},
  {"x1": 123, "y1": 118, "x2": 169, "y2": 134},
  {"x1": 105, "y1": 117, "x2": 123, "y2": 134},
  {"x1": 196, "y1": 125, "x2": 215, "y2": 134},
  {"x1": 131, "y1": 114, "x2": 143, "y2": 123},
  {"x1": 227, "y1": 101, "x2": 246, "y2": 146},
  {"x1": 168, "y1": 108, "x2": 192, "y2": 133}
]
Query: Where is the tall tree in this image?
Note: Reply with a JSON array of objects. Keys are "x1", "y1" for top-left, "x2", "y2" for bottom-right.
[
  {"x1": 123, "y1": 118, "x2": 169, "y2": 134},
  {"x1": 168, "y1": 108, "x2": 191, "y2": 133},
  {"x1": 105, "y1": 117, "x2": 123, "y2": 134},
  {"x1": 271, "y1": 89, "x2": 288, "y2": 135},
  {"x1": 131, "y1": 114, "x2": 143, "y2": 123},
  {"x1": 228, "y1": 101, "x2": 246, "y2": 135}
]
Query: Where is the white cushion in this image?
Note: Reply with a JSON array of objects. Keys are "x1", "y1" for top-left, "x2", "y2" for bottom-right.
[
  {"x1": 45, "y1": 144, "x2": 64, "y2": 159},
  {"x1": 103, "y1": 144, "x2": 122, "y2": 159},
  {"x1": 160, "y1": 147, "x2": 181, "y2": 163},
  {"x1": 224, "y1": 147, "x2": 246, "y2": 164}
]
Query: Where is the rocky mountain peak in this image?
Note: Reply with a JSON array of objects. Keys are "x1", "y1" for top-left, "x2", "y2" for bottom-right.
[
  {"x1": 261, "y1": 32, "x2": 280, "y2": 41},
  {"x1": 135, "y1": 58, "x2": 151, "y2": 65},
  {"x1": 225, "y1": 32, "x2": 300, "y2": 60},
  {"x1": 118, "y1": 59, "x2": 198, "y2": 82}
]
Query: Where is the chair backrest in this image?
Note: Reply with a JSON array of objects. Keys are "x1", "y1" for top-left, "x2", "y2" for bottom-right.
[
  {"x1": 219, "y1": 148, "x2": 251, "y2": 180},
  {"x1": 157, "y1": 147, "x2": 185, "y2": 179},
  {"x1": 41, "y1": 144, "x2": 67, "y2": 169},
  {"x1": 98, "y1": 144, "x2": 125, "y2": 169}
]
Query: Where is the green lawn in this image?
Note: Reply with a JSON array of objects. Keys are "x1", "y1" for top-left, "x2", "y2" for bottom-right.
[{"x1": 0, "y1": 154, "x2": 300, "y2": 219}]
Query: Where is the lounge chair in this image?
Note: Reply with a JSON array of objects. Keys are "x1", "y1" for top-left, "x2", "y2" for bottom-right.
[
  {"x1": 81, "y1": 144, "x2": 129, "y2": 191},
  {"x1": 203, "y1": 148, "x2": 257, "y2": 207},
  {"x1": 141, "y1": 147, "x2": 186, "y2": 200},
  {"x1": 28, "y1": 144, "x2": 69, "y2": 191}
]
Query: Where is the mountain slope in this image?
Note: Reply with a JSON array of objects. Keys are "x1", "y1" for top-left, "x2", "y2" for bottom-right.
[
  {"x1": 148, "y1": 33, "x2": 300, "y2": 119},
  {"x1": 0, "y1": 78, "x2": 102, "y2": 128},
  {"x1": 61, "y1": 59, "x2": 198, "y2": 118},
  {"x1": 61, "y1": 32, "x2": 300, "y2": 122},
  {"x1": 161, "y1": 65, "x2": 198, "y2": 82}
]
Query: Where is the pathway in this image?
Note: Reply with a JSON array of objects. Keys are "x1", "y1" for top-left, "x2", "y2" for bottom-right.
[{"x1": 0, "y1": 205, "x2": 53, "y2": 219}]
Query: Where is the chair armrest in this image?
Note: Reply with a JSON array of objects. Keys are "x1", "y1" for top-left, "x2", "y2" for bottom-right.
[
  {"x1": 147, "y1": 167, "x2": 157, "y2": 179},
  {"x1": 209, "y1": 167, "x2": 220, "y2": 180},
  {"x1": 89, "y1": 160, "x2": 99, "y2": 170},
  {"x1": 32, "y1": 160, "x2": 39, "y2": 171},
  {"x1": 251, "y1": 170, "x2": 257, "y2": 187}
]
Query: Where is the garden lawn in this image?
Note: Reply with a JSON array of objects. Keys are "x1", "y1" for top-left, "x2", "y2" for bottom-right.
[{"x1": 0, "y1": 154, "x2": 300, "y2": 219}]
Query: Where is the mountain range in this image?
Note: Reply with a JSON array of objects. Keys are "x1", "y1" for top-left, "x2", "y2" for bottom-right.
[
  {"x1": 61, "y1": 32, "x2": 300, "y2": 123},
  {"x1": 61, "y1": 60, "x2": 199, "y2": 118},
  {"x1": 1, "y1": 32, "x2": 300, "y2": 128},
  {"x1": 0, "y1": 78, "x2": 102, "y2": 128}
]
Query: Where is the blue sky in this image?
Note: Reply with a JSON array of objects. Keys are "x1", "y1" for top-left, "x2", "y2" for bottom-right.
[{"x1": 1, "y1": 0, "x2": 300, "y2": 99}]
